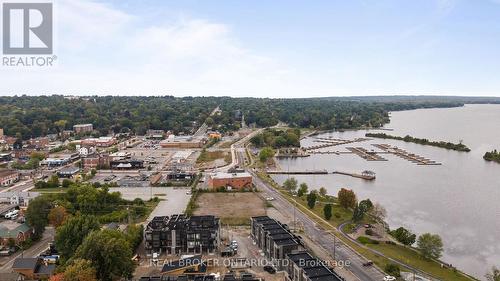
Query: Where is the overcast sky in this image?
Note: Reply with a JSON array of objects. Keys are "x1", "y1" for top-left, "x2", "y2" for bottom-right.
[{"x1": 2, "y1": 0, "x2": 500, "y2": 97}]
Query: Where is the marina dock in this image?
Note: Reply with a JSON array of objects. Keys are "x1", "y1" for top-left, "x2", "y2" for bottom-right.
[
  {"x1": 346, "y1": 147, "x2": 388, "y2": 161},
  {"x1": 372, "y1": 144, "x2": 442, "y2": 165}
]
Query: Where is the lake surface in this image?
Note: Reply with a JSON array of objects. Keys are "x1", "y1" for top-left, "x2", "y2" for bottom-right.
[{"x1": 272, "y1": 104, "x2": 500, "y2": 279}]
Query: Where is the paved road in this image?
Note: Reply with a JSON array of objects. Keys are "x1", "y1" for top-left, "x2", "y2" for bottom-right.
[{"x1": 250, "y1": 170, "x2": 385, "y2": 281}]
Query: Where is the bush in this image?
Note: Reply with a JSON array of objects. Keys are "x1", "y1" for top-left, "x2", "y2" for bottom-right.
[
  {"x1": 384, "y1": 263, "x2": 401, "y2": 277},
  {"x1": 365, "y1": 229, "x2": 374, "y2": 236}
]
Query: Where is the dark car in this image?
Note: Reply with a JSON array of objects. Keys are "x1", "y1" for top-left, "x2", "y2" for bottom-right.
[
  {"x1": 362, "y1": 260, "x2": 373, "y2": 266},
  {"x1": 263, "y1": 265, "x2": 276, "y2": 274}
]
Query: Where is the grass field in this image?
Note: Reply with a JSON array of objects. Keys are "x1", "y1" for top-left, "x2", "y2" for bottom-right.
[
  {"x1": 196, "y1": 150, "x2": 231, "y2": 164},
  {"x1": 194, "y1": 192, "x2": 267, "y2": 225}
]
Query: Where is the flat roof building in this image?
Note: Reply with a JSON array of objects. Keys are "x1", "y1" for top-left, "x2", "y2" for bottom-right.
[
  {"x1": 207, "y1": 172, "x2": 252, "y2": 190},
  {"x1": 251, "y1": 216, "x2": 301, "y2": 267},
  {"x1": 73, "y1": 123, "x2": 93, "y2": 134},
  {"x1": 285, "y1": 251, "x2": 344, "y2": 281},
  {"x1": 0, "y1": 170, "x2": 19, "y2": 187},
  {"x1": 145, "y1": 214, "x2": 220, "y2": 255}
]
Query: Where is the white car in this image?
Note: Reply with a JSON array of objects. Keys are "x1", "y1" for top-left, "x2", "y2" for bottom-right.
[
  {"x1": 266, "y1": 197, "x2": 275, "y2": 201},
  {"x1": 383, "y1": 276, "x2": 396, "y2": 281}
]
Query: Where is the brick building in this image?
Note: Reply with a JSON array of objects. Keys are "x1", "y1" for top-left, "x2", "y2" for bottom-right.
[
  {"x1": 0, "y1": 170, "x2": 19, "y2": 187},
  {"x1": 73, "y1": 123, "x2": 93, "y2": 134},
  {"x1": 207, "y1": 172, "x2": 253, "y2": 190}
]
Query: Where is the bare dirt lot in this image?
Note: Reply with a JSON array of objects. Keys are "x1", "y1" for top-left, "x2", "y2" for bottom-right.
[{"x1": 194, "y1": 192, "x2": 267, "y2": 225}]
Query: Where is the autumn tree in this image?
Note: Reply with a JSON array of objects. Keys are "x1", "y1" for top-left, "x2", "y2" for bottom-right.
[
  {"x1": 48, "y1": 206, "x2": 69, "y2": 228},
  {"x1": 337, "y1": 188, "x2": 357, "y2": 209},
  {"x1": 63, "y1": 259, "x2": 97, "y2": 281}
]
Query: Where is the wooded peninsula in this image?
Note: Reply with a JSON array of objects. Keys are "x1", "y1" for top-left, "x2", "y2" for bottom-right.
[{"x1": 365, "y1": 133, "x2": 471, "y2": 152}]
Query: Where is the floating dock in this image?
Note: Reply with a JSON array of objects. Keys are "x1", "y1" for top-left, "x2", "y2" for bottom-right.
[
  {"x1": 346, "y1": 147, "x2": 388, "y2": 161},
  {"x1": 372, "y1": 144, "x2": 442, "y2": 165}
]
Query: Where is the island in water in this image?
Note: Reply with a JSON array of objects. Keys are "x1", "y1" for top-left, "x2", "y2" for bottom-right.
[{"x1": 365, "y1": 133, "x2": 471, "y2": 152}]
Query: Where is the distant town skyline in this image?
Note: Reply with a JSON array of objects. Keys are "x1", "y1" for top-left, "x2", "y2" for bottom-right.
[{"x1": 2, "y1": 0, "x2": 500, "y2": 97}]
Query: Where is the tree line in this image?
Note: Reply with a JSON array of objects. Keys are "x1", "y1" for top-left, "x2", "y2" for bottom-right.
[
  {"x1": 366, "y1": 133, "x2": 471, "y2": 152},
  {"x1": 0, "y1": 95, "x2": 469, "y2": 140}
]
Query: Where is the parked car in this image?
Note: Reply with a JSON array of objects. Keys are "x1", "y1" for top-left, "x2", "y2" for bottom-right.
[
  {"x1": 4, "y1": 209, "x2": 19, "y2": 219},
  {"x1": 383, "y1": 276, "x2": 396, "y2": 281}
]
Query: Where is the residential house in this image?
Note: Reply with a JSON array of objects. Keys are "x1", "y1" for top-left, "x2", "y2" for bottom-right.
[
  {"x1": 145, "y1": 215, "x2": 220, "y2": 255},
  {"x1": 12, "y1": 258, "x2": 55, "y2": 280},
  {"x1": 285, "y1": 251, "x2": 344, "y2": 281},
  {"x1": 0, "y1": 221, "x2": 32, "y2": 246}
]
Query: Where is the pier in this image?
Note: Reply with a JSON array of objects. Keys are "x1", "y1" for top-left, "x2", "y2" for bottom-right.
[
  {"x1": 332, "y1": 170, "x2": 376, "y2": 180},
  {"x1": 346, "y1": 147, "x2": 388, "y2": 161},
  {"x1": 266, "y1": 169, "x2": 328, "y2": 175},
  {"x1": 373, "y1": 144, "x2": 442, "y2": 165},
  {"x1": 303, "y1": 138, "x2": 369, "y2": 151}
]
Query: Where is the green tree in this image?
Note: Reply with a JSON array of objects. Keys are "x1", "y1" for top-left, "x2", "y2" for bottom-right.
[
  {"x1": 73, "y1": 229, "x2": 135, "y2": 281},
  {"x1": 486, "y1": 267, "x2": 500, "y2": 281},
  {"x1": 352, "y1": 204, "x2": 364, "y2": 222},
  {"x1": 417, "y1": 233, "x2": 444, "y2": 260},
  {"x1": 390, "y1": 227, "x2": 416, "y2": 246},
  {"x1": 297, "y1": 183, "x2": 308, "y2": 197},
  {"x1": 25, "y1": 196, "x2": 52, "y2": 240},
  {"x1": 55, "y1": 215, "x2": 100, "y2": 260},
  {"x1": 307, "y1": 191, "x2": 317, "y2": 209},
  {"x1": 63, "y1": 259, "x2": 97, "y2": 281},
  {"x1": 283, "y1": 177, "x2": 298, "y2": 193},
  {"x1": 48, "y1": 175, "x2": 60, "y2": 188},
  {"x1": 62, "y1": 179, "x2": 72, "y2": 188},
  {"x1": 259, "y1": 147, "x2": 275, "y2": 162},
  {"x1": 338, "y1": 188, "x2": 357, "y2": 209},
  {"x1": 358, "y1": 199, "x2": 373, "y2": 213},
  {"x1": 319, "y1": 187, "x2": 327, "y2": 197},
  {"x1": 384, "y1": 263, "x2": 401, "y2": 277},
  {"x1": 323, "y1": 204, "x2": 333, "y2": 220}
]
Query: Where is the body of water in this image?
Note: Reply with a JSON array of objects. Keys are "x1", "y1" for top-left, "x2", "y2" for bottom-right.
[{"x1": 272, "y1": 104, "x2": 500, "y2": 279}]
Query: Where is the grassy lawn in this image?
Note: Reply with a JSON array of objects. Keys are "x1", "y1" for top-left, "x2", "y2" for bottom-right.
[
  {"x1": 256, "y1": 171, "x2": 475, "y2": 281},
  {"x1": 196, "y1": 150, "x2": 231, "y2": 164},
  {"x1": 33, "y1": 187, "x2": 68, "y2": 194}
]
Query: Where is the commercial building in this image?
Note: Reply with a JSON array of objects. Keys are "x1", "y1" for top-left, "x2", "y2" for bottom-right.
[
  {"x1": 160, "y1": 135, "x2": 205, "y2": 149},
  {"x1": 145, "y1": 214, "x2": 220, "y2": 255},
  {"x1": 82, "y1": 153, "x2": 110, "y2": 169},
  {"x1": 81, "y1": 137, "x2": 116, "y2": 147},
  {"x1": 12, "y1": 258, "x2": 55, "y2": 280},
  {"x1": 147, "y1": 129, "x2": 166, "y2": 139},
  {"x1": 110, "y1": 158, "x2": 144, "y2": 170},
  {"x1": 285, "y1": 251, "x2": 344, "y2": 281},
  {"x1": 0, "y1": 170, "x2": 19, "y2": 187},
  {"x1": 207, "y1": 172, "x2": 253, "y2": 190},
  {"x1": 251, "y1": 216, "x2": 301, "y2": 263},
  {"x1": 57, "y1": 166, "x2": 80, "y2": 178},
  {"x1": 73, "y1": 123, "x2": 93, "y2": 134}
]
